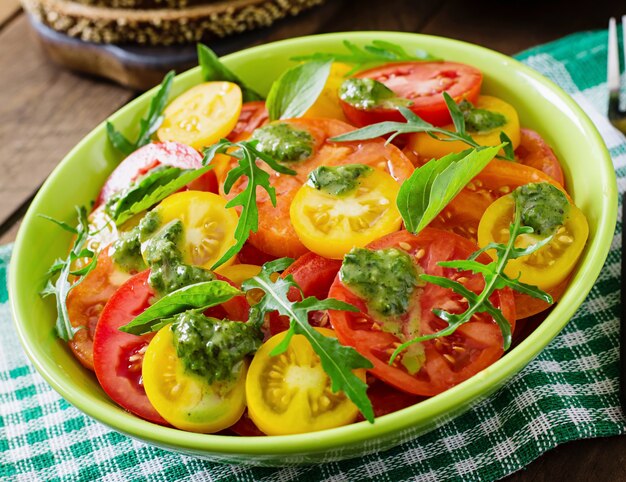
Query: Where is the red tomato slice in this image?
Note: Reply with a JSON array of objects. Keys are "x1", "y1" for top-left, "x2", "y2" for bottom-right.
[
  {"x1": 93, "y1": 269, "x2": 249, "y2": 424},
  {"x1": 93, "y1": 270, "x2": 166, "y2": 424},
  {"x1": 430, "y1": 160, "x2": 566, "y2": 243},
  {"x1": 514, "y1": 276, "x2": 568, "y2": 320},
  {"x1": 328, "y1": 229, "x2": 515, "y2": 397},
  {"x1": 515, "y1": 128, "x2": 565, "y2": 186},
  {"x1": 66, "y1": 247, "x2": 130, "y2": 371},
  {"x1": 221, "y1": 117, "x2": 415, "y2": 258},
  {"x1": 95, "y1": 141, "x2": 216, "y2": 207},
  {"x1": 269, "y1": 253, "x2": 342, "y2": 335},
  {"x1": 235, "y1": 242, "x2": 278, "y2": 266},
  {"x1": 227, "y1": 101, "x2": 269, "y2": 142},
  {"x1": 228, "y1": 410, "x2": 265, "y2": 437},
  {"x1": 358, "y1": 377, "x2": 423, "y2": 420},
  {"x1": 341, "y1": 62, "x2": 482, "y2": 127}
]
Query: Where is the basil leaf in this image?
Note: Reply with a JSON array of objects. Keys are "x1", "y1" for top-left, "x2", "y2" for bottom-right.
[
  {"x1": 242, "y1": 262, "x2": 374, "y2": 423},
  {"x1": 107, "y1": 70, "x2": 175, "y2": 156},
  {"x1": 197, "y1": 44, "x2": 263, "y2": 102},
  {"x1": 266, "y1": 60, "x2": 332, "y2": 121},
  {"x1": 397, "y1": 145, "x2": 501, "y2": 234},
  {"x1": 106, "y1": 164, "x2": 212, "y2": 226},
  {"x1": 119, "y1": 280, "x2": 241, "y2": 335}
]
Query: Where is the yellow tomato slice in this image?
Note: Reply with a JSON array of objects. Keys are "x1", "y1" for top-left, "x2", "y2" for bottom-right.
[
  {"x1": 477, "y1": 193, "x2": 588, "y2": 291},
  {"x1": 157, "y1": 81, "x2": 242, "y2": 150},
  {"x1": 215, "y1": 263, "x2": 262, "y2": 287},
  {"x1": 302, "y1": 62, "x2": 352, "y2": 122},
  {"x1": 408, "y1": 95, "x2": 521, "y2": 160},
  {"x1": 142, "y1": 324, "x2": 247, "y2": 433},
  {"x1": 246, "y1": 327, "x2": 363, "y2": 435},
  {"x1": 149, "y1": 191, "x2": 238, "y2": 270},
  {"x1": 290, "y1": 168, "x2": 402, "y2": 259}
]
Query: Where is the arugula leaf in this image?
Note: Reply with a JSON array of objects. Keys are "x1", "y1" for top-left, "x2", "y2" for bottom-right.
[
  {"x1": 500, "y1": 131, "x2": 515, "y2": 161},
  {"x1": 330, "y1": 95, "x2": 516, "y2": 161},
  {"x1": 266, "y1": 61, "x2": 332, "y2": 121},
  {"x1": 40, "y1": 206, "x2": 98, "y2": 341},
  {"x1": 107, "y1": 70, "x2": 175, "y2": 156},
  {"x1": 389, "y1": 197, "x2": 553, "y2": 363},
  {"x1": 197, "y1": 44, "x2": 263, "y2": 102},
  {"x1": 105, "y1": 164, "x2": 212, "y2": 225},
  {"x1": 204, "y1": 139, "x2": 296, "y2": 269},
  {"x1": 396, "y1": 145, "x2": 501, "y2": 234},
  {"x1": 242, "y1": 260, "x2": 375, "y2": 422},
  {"x1": 292, "y1": 40, "x2": 438, "y2": 75},
  {"x1": 119, "y1": 280, "x2": 241, "y2": 335}
]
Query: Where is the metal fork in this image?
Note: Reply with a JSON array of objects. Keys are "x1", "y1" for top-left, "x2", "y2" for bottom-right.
[{"x1": 608, "y1": 16, "x2": 626, "y2": 133}]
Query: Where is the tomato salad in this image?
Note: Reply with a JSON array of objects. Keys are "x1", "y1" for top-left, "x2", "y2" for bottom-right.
[{"x1": 43, "y1": 41, "x2": 588, "y2": 436}]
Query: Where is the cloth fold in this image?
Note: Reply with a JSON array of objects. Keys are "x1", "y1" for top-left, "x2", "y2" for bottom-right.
[{"x1": 1, "y1": 29, "x2": 625, "y2": 482}]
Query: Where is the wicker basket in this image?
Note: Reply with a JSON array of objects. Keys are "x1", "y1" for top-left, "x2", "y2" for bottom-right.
[{"x1": 21, "y1": 0, "x2": 326, "y2": 45}]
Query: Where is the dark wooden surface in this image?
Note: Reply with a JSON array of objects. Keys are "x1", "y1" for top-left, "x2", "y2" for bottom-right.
[{"x1": 1, "y1": 0, "x2": 624, "y2": 479}]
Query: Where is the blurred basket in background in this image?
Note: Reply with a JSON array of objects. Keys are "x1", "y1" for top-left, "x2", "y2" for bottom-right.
[
  {"x1": 21, "y1": 0, "x2": 325, "y2": 45},
  {"x1": 20, "y1": 0, "x2": 327, "y2": 89}
]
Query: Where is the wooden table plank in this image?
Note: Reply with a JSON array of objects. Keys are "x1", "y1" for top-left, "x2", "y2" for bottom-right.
[
  {"x1": 0, "y1": 15, "x2": 134, "y2": 228},
  {"x1": 0, "y1": 0, "x2": 20, "y2": 29}
]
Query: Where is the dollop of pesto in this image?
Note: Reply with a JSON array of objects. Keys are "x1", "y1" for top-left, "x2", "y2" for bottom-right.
[
  {"x1": 513, "y1": 182, "x2": 570, "y2": 236},
  {"x1": 109, "y1": 210, "x2": 160, "y2": 273},
  {"x1": 308, "y1": 164, "x2": 373, "y2": 196},
  {"x1": 142, "y1": 218, "x2": 214, "y2": 295},
  {"x1": 340, "y1": 247, "x2": 420, "y2": 318},
  {"x1": 110, "y1": 210, "x2": 214, "y2": 295},
  {"x1": 458, "y1": 100, "x2": 506, "y2": 133},
  {"x1": 172, "y1": 312, "x2": 262, "y2": 384},
  {"x1": 339, "y1": 78, "x2": 412, "y2": 110},
  {"x1": 251, "y1": 123, "x2": 313, "y2": 162}
]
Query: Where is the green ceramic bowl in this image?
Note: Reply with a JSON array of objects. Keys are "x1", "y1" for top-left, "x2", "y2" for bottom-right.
[{"x1": 10, "y1": 32, "x2": 617, "y2": 466}]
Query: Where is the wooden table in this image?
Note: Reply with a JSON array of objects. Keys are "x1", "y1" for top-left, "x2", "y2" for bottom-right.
[{"x1": 1, "y1": 0, "x2": 624, "y2": 479}]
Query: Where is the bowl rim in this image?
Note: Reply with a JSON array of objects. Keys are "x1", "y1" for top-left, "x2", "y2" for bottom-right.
[{"x1": 9, "y1": 30, "x2": 618, "y2": 457}]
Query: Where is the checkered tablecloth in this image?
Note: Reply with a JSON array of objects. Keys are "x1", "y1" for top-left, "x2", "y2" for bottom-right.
[{"x1": 2, "y1": 29, "x2": 625, "y2": 481}]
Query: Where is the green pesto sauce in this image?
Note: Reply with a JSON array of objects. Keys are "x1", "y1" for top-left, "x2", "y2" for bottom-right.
[
  {"x1": 109, "y1": 210, "x2": 160, "y2": 273},
  {"x1": 513, "y1": 182, "x2": 570, "y2": 236},
  {"x1": 308, "y1": 164, "x2": 373, "y2": 196},
  {"x1": 458, "y1": 100, "x2": 506, "y2": 133},
  {"x1": 172, "y1": 312, "x2": 262, "y2": 384},
  {"x1": 251, "y1": 123, "x2": 313, "y2": 162},
  {"x1": 338, "y1": 78, "x2": 412, "y2": 110},
  {"x1": 340, "y1": 247, "x2": 420, "y2": 318},
  {"x1": 110, "y1": 210, "x2": 214, "y2": 295}
]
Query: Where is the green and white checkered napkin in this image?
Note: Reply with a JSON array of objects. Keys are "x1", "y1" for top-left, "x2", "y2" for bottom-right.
[{"x1": 2, "y1": 30, "x2": 625, "y2": 481}]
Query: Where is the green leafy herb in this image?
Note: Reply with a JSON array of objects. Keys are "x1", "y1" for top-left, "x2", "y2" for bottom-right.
[
  {"x1": 197, "y1": 44, "x2": 264, "y2": 102},
  {"x1": 40, "y1": 206, "x2": 98, "y2": 341},
  {"x1": 389, "y1": 197, "x2": 553, "y2": 363},
  {"x1": 105, "y1": 164, "x2": 212, "y2": 226},
  {"x1": 203, "y1": 139, "x2": 296, "y2": 269},
  {"x1": 292, "y1": 39, "x2": 438, "y2": 75},
  {"x1": 266, "y1": 60, "x2": 332, "y2": 121},
  {"x1": 106, "y1": 71, "x2": 175, "y2": 156},
  {"x1": 397, "y1": 146, "x2": 501, "y2": 234},
  {"x1": 242, "y1": 259, "x2": 375, "y2": 423},
  {"x1": 330, "y1": 94, "x2": 515, "y2": 161},
  {"x1": 119, "y1": 280, "x2": 242, "y2": 335},
  {"x1": 500, "y1": 131, "x2": 515, "y2": 161}
]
